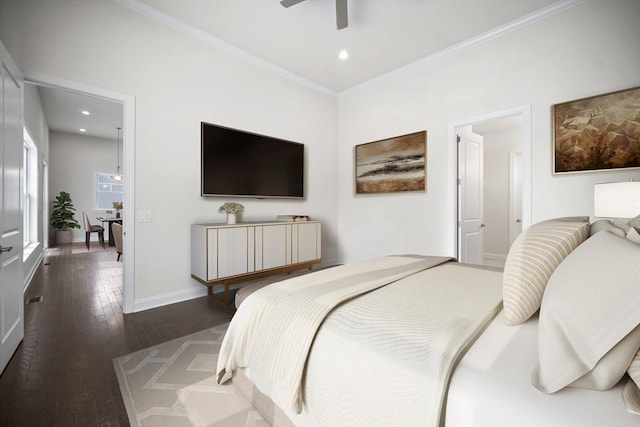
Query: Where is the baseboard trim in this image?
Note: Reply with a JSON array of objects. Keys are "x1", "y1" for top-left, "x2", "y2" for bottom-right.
[
  {"x1": 484, "y1": 252, "x2": 507, "y2": 262},
  {"x1": 133, "y1": 286, "x2": 208, "y2": 312},
  {"x1": 23, "y1": 251, "x2": 44, "y2": 292},
  {"x1": 132, "y1": 263, "x2": 338, "y2": 313}
]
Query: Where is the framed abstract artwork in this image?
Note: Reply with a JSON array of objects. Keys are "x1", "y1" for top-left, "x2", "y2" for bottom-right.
[
  {"x1": 553, "y1": 86, "x2": 640, "y2": 174},
  {"x1": 355, "y1": 130, "x2": 426, "y2": 194}
]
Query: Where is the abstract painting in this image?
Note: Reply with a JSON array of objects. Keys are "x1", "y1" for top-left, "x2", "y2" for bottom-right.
[
  {"x1": 355, "y1": 131, "x2": 426, "y2": 194},
  {"x1": 553, "y1": 86, "x2": 640, "y2": 174}
]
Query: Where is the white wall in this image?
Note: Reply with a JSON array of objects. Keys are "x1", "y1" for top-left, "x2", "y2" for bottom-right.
[
  {"x1": 2, "y1": 0, "x2": 639, "y2": 309},
  {"x1": 48, "y1": 131, "x2": 118, "y2": 244},
  {"x1": 0, "y1": 0, "x2": 339, "y2": 307},
  {"x1": 337, "y1": 0, "x2": 640, "y2": 263}
]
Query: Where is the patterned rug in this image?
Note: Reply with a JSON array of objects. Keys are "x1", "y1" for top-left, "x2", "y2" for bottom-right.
[{"x1": 113, "y1": 323, "x2": 268, "y2": 427}]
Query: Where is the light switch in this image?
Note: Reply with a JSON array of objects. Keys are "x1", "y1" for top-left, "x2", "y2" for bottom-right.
[{"x1": 138, "y1": 211, "x2": 152, "y2": 223}]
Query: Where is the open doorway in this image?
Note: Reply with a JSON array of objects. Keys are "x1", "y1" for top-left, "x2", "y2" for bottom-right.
[
  {"x1": 26, "y1": 75, "x2": 135, "y2": 313},
  {"x1": 453, "y1": 106, "x2": 532, "y2": 267}
]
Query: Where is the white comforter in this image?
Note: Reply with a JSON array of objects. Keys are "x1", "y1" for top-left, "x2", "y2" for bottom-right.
[{"x1": 217, "y1": 256, "x2": 503, "y2": 426}]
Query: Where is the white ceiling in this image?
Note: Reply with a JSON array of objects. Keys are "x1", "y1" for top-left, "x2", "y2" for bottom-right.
[
  {"x1": 128, "y1": 0, "x2": 561, "y2": 93},
  {"x1": 38, "y1": 0, "x2": 564, "y2": 140},
  {"x1": 36, "y1": 85, "x2": 123, "y2": 140}
]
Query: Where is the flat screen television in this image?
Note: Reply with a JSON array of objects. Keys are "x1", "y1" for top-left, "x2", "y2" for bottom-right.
[{"x1": 201, "y1": 122, "x2": 304, "y2": 198}]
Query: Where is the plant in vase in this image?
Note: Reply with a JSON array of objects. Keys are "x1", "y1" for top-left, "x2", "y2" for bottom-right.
[
  {"x1": 113, "y1": 201, "x2": 123, "y2": 218},
  {"x1": 51, "y1": 191, "x2": 81, "y2": 244},
  {"x1": 218, "y1": 202, "x2": 245, "y2": 224}
]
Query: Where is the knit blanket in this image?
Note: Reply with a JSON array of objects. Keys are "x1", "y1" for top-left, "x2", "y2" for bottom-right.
[{"x1": 216, "y1": 255, "x2": 453, "y2": 413}]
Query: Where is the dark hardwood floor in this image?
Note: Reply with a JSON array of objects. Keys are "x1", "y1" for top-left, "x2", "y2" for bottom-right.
[{"x1": 0, "y1": 243, "x2": 236, "y2": 427}]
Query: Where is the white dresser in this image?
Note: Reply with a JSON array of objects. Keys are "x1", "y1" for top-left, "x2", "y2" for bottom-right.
[{"x1": 191, "y1": 221, "x2": 321, "y2": 303}]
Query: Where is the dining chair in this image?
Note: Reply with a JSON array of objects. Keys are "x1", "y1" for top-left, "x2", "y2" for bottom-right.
[
  {"x1": 82, "y1": 212, "x2": 105, "y2": 250},
  {"x1": 112, "y1": 222, "x2": 123, "y2": 261}
]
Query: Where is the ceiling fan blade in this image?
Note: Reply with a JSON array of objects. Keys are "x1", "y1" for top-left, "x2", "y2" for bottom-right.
[
  {"x1": 336, "y1": 0, "x2": 348, "y2": 29},
  {"x1": 280, "y1": 0, "x2": 305, "y2": 8}
]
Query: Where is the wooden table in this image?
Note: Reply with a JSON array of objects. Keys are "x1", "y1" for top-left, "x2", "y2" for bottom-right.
[{"x1": 96, "y1": 217, "x2": 122, "y2": 246}]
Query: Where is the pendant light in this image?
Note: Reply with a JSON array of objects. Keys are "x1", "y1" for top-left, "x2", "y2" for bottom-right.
[{"x1": 112, "y1": 127, "x2": 123, "y2": 181}]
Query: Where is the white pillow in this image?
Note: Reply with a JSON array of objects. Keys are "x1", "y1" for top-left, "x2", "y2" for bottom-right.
[
  {"x1": 613, "y1": 218, "x2": 632, "y2": 233},
  {"x1": 502, "y1": 218, "x2": 590, "y2": 326},
  {"x1": 589, "y1": 219, "x2": 626, "y2": 238},
  {"x1": 532, "y1": 231, "x2": 640, "y2": 393}
]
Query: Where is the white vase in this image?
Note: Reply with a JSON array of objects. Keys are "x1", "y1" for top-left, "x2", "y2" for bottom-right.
[{"x1": 227, "y1": 213, "x2": 237, "y2": 224}]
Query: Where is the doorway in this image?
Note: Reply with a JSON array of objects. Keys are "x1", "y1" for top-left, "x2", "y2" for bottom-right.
[
  {"x1": 26, "y1": 74, "x2": 136, "y2": 313},
  {"x1": 453, "y1": 106, "x2": 532, "y2": 266}
]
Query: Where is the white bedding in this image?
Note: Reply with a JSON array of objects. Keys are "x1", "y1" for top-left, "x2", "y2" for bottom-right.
[
  {"x1": 222, "y1": 218, "x2": 640, "y2": 426},
  {"x1": 219, "y1": 259, "x2": 503, "y2": 426},
  {"x1": 446, "y1": 311, "x2": 639, "y2": 427},
  {"x1": 217, "y1": 255, "x2": 455, "y2": 413}
]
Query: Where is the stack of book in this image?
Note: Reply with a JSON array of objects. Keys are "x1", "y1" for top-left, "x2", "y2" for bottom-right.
[{"x1": 277, "y1": 215, "x2": 310, "y2": 222}]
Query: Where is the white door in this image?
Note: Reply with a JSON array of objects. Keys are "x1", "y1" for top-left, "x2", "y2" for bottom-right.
[
  {"x1": 509, "y1": 151, "x2": 523, "y2": 246},
  {"x1": 458, "y1": 126, "x2": 484, "y2": 265},
  {"x1": 0, "y1": 41, "x2": 24, "y2": 374}
]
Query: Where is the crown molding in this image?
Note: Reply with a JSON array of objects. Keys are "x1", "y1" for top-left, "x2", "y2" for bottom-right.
[
  {"x1": 115, "y1": 0, "x2": 582, "y2": 97},
  {"x1": 343, "y1": 0, "x2": 583, "y2": 95}
]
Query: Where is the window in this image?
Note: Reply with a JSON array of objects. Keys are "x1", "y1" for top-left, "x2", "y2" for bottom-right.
[
  {"x1": 96, "y1": 173, "x2": 123, "y2": 210},
  {"x1": 23, "y1": 129, "x2": 38, "y2": 247}
]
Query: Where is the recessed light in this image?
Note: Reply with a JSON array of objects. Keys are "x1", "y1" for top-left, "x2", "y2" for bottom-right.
[
  {"x1": 79, "y1": 128, "x2": 86, "y2": 133},
  {"x1": 339, "y1": 49, "x2": 349, "y2": 60},
  {"x1": 81, "y1": 110, "x2": 90, "y2": 115}
]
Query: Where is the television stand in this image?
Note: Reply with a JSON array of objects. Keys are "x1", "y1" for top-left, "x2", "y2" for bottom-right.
[{"x1": 190, "y1": 221, "x2": 321, "y2": 304}]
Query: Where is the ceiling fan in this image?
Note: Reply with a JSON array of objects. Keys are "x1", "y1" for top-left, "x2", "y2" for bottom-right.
[{"x1": 280, "y1": 0, "x2": 348, "y2": 30}]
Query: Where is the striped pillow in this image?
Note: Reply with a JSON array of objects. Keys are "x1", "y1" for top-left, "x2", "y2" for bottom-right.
[{"x1": 502, "y1": 219, "x2": 589, "y2": 326}]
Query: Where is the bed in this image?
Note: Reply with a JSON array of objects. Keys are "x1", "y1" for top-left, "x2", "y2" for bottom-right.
[{"x1": 216, "y1": 217, "x2": 640, "y2": 426}]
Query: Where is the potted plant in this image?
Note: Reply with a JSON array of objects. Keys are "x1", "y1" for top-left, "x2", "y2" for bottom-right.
[
  {"x1": 51, "y1": 191, "x2": 81, "y2": 244},
  {"x1": 112, "y1": 201, "x2": 123, "y2": 218},
  {"x1": 218, "y1": 202, "x2": 245, "y2": 224}
]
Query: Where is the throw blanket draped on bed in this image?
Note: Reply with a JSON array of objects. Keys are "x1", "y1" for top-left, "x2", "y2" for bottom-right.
[{"x1": 216, "y1": 255, "x2": 453, "y2": 412}]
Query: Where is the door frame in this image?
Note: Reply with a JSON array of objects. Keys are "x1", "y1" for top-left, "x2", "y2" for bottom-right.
[
  {"x1": 42, "y1": 161, "x2": 49, "y2": 250},
  {"x1": 448, "y1": 105, "x2": 532, "y2": 261},
  {"x1": 509, "y1": 150, "x2": 523, "y2": 246},
  {"x1": 25, "y1": 72, "x2": 136, "y2": 314}
]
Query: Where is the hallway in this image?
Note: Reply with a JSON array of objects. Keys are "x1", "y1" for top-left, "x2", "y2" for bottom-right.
[{"x1": 0, "y1": 244, "x2": 235, "y2": 426}]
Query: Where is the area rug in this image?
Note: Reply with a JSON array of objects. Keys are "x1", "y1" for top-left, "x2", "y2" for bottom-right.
[{"x1": 113, "y1": 323, "x2": 269, "y2": 427}]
